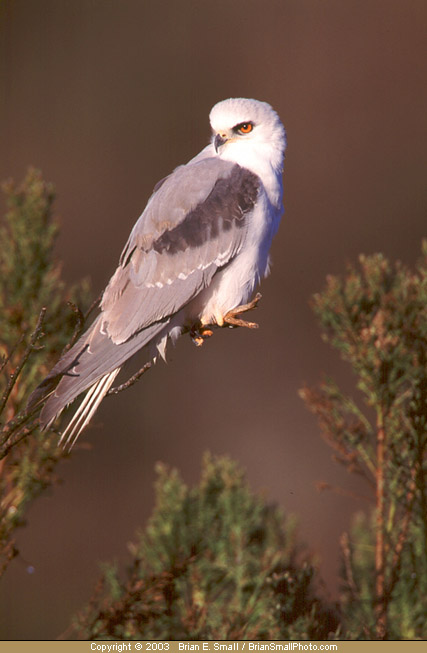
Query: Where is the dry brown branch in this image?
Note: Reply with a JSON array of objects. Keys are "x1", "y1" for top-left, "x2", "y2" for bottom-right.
[
  {"x1": 0, "y1": 422, "x2": 39, "y2": 459},
  {"x1": 316, "y1": 481, "x2": 372, "y2": 503},
  {"x1": 84, "y1": 292, "x2": 102, "y2": 321},
  {"x1": 107, "y1": 361, "x2": 152, "y2": 396},
  {"x1": 63, "y1": 301, "x2": 86, "y2": 352}
]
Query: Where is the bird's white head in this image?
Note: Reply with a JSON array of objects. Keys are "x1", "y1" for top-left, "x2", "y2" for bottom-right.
[{"x1": 209, "y1": 98, "x2": 286, "y2": 178}]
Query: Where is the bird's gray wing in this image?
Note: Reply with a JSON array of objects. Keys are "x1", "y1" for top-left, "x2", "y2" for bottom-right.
[
  {"x1": 101, "y1": 157, "x2": 261, "y2": 343},
  {"x1": 28, "y1": 157, "x2": 260, "y2": 426}
]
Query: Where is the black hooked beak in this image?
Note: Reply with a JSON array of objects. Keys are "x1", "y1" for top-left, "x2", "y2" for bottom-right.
[{"x1": 214, "y1": 133, "x2": 227, "y2": 152}]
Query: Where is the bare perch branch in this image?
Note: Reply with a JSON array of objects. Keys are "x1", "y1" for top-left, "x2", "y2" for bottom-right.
[
  {"x1": 84, "y1": 292, "x2": 102, "y2": 321},
  {"x1": 62, "y1": 294, "x2": 101, "y2": 354},
  {"x1": 63, "y1": 301, "x2": 86, "y2": 351},
  {"x1": 106, "y1": 362, "x2": 152, "y2": 396}
]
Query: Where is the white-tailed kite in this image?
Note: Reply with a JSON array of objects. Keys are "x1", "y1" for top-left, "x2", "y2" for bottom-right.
[{"x1": 28, "y1": 98, "x2": 286, "y2": 447}]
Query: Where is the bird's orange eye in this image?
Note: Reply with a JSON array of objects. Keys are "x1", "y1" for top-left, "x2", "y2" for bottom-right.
[{"x1": 234, "y1": 122, "x2": 254, "y2": 135}]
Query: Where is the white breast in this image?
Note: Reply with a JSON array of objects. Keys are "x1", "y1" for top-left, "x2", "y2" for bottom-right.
[{"x1": 192, "y1": 186, "x2": 281, "y2": 326}]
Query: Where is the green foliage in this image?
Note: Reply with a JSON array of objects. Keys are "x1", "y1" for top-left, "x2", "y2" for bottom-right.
[
  {"x1": 301, "y1": 244, "x2": 427, "y2": 639},
  {"x1": 340, "y1": 512, "x2": 427, "y2": 640},
  {"x1": 71, "y1": 454, "x2": 338, "y2": 640},
  {"x1": 0, "y1": 169, "x2": 90, "y2": 576},
  {"x1": 312, "y1": 247, "x2": 426, "y2": 416}
]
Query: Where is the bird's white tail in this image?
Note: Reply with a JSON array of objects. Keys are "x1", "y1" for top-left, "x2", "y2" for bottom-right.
[{"x1": 58, "y1": 368, "x2": 120, "y2": 450}]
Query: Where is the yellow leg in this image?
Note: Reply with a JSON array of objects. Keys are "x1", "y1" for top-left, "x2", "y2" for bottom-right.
[
  {"x1": 223, "y1": 293, "x2": 262, "y2": 329},
  {"x1": 190, "y1": 293, "x2": 262, "y2": 345}
]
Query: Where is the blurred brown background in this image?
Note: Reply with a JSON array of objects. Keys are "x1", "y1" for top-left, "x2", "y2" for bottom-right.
[{"x1": 0, "y1": 0, "x2": 426, "y2": 640}]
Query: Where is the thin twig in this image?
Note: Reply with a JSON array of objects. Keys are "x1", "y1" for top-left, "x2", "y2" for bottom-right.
[
  {"x1": 1, "y1": 409, "x2": 34, "y2": 447},
  {"x1": 0, "y1": 334, "x2": 26, "y2": 376},
  {"x1": 61, "y1": 293, "x2": 101, "y2": 354},
  {"x1": 106, "y1": 362, "x2": 152, "y2": 396},
  {"x1": 331, "y1": 453, "x2": 376, "y2": 489},
  {"x1": 84, "y1": 292, "x2": 102, "y2": 321},
  {"x1": 316, "y1": 481, "x2": 372, "y2": 503},
  {"x1": 63, "y1": 301, "x2": 86, "y2": 351},
  {"x1": 0, "y1": 421, "x2": 39, "y2": 459},
  {"x1": 0, "y1": 399, "x2": 43, "y2": 453},
  {"x1": 0, "y1": 308, "x2": 46, "y2": 418}
]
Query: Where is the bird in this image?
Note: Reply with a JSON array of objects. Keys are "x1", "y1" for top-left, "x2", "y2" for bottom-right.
[{"x1": 28, "y1": 97, "x2": 287, "y2": 448}]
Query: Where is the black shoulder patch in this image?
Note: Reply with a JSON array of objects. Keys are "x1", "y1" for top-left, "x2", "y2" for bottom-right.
[{"x1": 150, "y1": 165, "x2": 260, "y2": 255}]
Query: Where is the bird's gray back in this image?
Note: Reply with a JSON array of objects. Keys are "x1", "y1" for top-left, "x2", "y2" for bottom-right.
[{"x1": 101, "y1": 158, "x2": 261, "y2": 343}]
